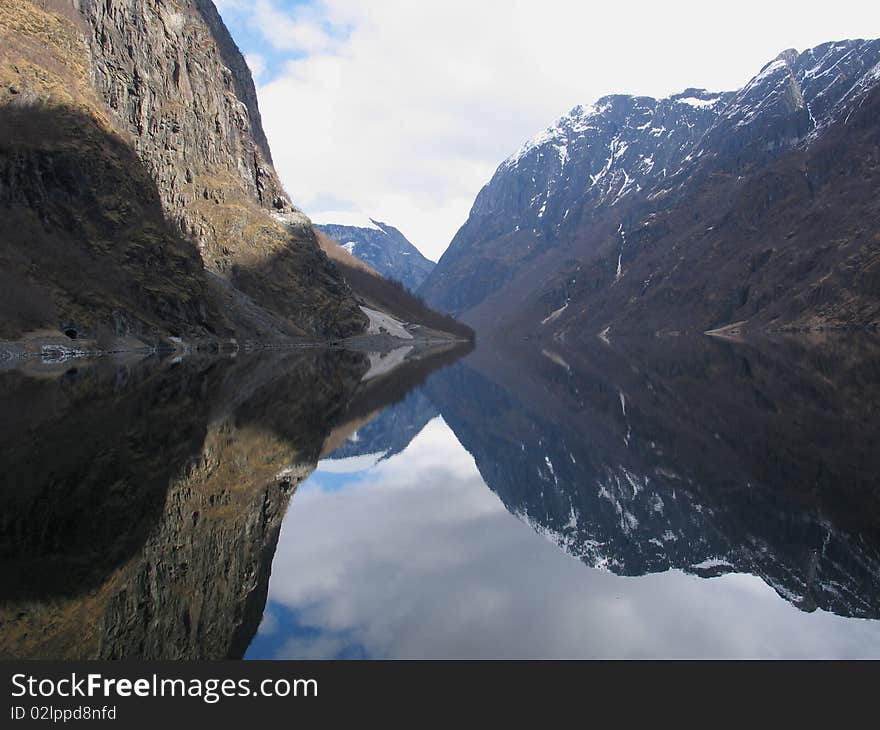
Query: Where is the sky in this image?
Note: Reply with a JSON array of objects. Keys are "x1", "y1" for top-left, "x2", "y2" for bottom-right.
[{"x1": 214, "y1": 0, "x2": 880, "y2": 261}]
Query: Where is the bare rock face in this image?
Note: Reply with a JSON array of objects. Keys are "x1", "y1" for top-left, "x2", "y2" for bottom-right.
[
  {"x1": 76, "y1": 0, "x2": 290, "y2": 236},
  {"x1": 0, "y1": 0, "x2": 366, "y2": 340},
  {"x1": 94, "y1": 420, "x2": 310, "y2": 660},
  {"x1": 0, "y1": 341, "x2": 470, "y2": 659},
  {"x1": 73, "y1": 0, "x2": 366, "y2": 337}
]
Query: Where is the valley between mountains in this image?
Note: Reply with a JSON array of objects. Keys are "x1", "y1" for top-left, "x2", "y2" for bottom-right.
[
  {"x1": 2, "y1": 2, "x2": 877, "y2": 352},
  {"x1": 1, "y1": 1, "x2": 879, "y2": 663}
]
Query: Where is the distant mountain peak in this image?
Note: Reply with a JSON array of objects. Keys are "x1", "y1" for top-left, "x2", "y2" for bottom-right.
[
  {"x1": 315, "y1": 218, "x2": 435, "y2": 292},
  {"x1": 310, "y1": 211, "x2": 387, "y2": 232}
]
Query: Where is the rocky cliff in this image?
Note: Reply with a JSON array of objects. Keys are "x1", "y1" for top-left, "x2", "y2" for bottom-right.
[
  {"x1": 0, "y1": 337, "x2": 471, "y2": 659},
  {"x1": 0, "y1": 0, "x2": 366, "y2": 343}
]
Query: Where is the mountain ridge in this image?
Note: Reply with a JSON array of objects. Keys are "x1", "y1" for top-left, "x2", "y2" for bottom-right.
[
  {"x1": 419, "y1": 38, "x2": 880, "y2": 338},
  {"x1": 315, "y1": 218, "x2": 435, "y2": 292}
]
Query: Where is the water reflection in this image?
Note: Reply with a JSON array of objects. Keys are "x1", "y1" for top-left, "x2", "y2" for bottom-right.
[
  {"x1": 247, "y1": 334, "x2": 880, "y2": 658},
  {"x1": 2, "y1": 334, "x2": 879, "y2": 659},
  {"x1": 0, "y1": 343, "x2": 466, "y2": 659},
  {"x1": 428, "y1": 335, "x2": 880, "y2": 619}
]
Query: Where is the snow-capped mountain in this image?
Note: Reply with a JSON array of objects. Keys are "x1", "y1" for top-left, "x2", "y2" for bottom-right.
[
  {"x1": 419, "y1": 39, "x2": 880, "y2": 335},
  {"x1": 494, "y1": 87, "x2": 729, "y2": 229},
  {"x1": 315, "y1": 217, "x2": 435, "y2": 292}
]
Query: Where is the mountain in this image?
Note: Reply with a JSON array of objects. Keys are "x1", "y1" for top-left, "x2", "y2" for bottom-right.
[
  {"x1": 315, "y1": 217, "x2": 435, "y2": 292},
  {"x1": 0, "y1": 0, "x2": 365, "y2": 345},
  {"x1": 420, "y1": 39, "x2": 880, "y2": 338},
  {"x1": 0, "y1": 349, "x2": 365, "y2": 658},
  {"x1": 327, "y1": 388, "x2": 439, "y2": 463}
]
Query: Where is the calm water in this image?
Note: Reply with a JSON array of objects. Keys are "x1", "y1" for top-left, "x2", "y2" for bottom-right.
[{"x1": 2, "y1": 335, "x2": 880, "y2": 658}]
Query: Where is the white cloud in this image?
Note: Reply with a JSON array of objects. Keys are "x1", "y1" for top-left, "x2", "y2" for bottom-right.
[
  {"x1": 219, "y1": 0, "x2": 880, "y2": 260},
  {"x1": 244, "y1": 52, "x2": 267, "y2": 82},
  {"x1": 249, "y1": 0, "x2": 342, "y2": 54}
]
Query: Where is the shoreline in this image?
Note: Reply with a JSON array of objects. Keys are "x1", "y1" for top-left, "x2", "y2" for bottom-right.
[{"x1": 0, "y1": 330, "x2": 473, "y2": 369}]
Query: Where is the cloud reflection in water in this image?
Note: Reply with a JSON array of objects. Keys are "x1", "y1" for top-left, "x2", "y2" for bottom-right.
[{"x1": 247, "y1": 416, "x2": 880, "y2": 659}]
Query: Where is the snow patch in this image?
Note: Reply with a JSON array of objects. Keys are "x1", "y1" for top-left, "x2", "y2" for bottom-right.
[
  {"x1": 503, "y1": 103, "x2": 599, "y2": 169},
  {"x1": 359, "y1": 306, "x2": 413, "y2": 340},
  {"x1": 363, "y1": 346, "x2": 414, "y2": 381},
  {"x1": 675, "y1": 95, "x2": 722, "y2": 108},
  {"x1": 691, "y1": 557, "x2": 734, "y2": 570},
  {"x1": 541, "y1": 300, "x2": 569, "y2": 325}
]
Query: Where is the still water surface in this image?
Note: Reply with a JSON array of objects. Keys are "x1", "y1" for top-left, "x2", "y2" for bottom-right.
[{"x1": 2, "y1": 335, "x2": 879, "y2": 658}]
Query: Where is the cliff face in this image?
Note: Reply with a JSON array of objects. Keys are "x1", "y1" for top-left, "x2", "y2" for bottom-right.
[
  {"x1": 76, "y1": 0, "x2": 289, "y2": 225},
  {"x1": 0, "y1": 339, "x2": 471, "y2": 660},
  {"x1": 0, "y1": 0, "x2": 366, "y2": 341}
]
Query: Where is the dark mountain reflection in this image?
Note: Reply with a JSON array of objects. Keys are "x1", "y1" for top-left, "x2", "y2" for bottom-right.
[
  {"x1": 424, "y1": 334, "x2": 880, "y2": 619},
  {"x1": 0, "y1": 343, "x2": 468, "y2": 660},
  {"x1": 2, "y1": 333, "x2": 878, "y2": 660}
]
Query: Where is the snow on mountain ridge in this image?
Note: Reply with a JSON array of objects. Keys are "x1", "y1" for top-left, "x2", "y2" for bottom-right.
[
  {"x1": 501, "y1": 39, "x2": 880, "y2": 182},
  {"x1": 503, "y1": 102, "x2": 601, "y2": 170},
  {"x1": 484, "y1": 87, "x2": 726, "y2": 230},
  {"x1": 491, "y1": 40, "x2": 880, "y2": 221},
  {"x1": 502, "y1": 88, "x2": 726, "y2": 171}
]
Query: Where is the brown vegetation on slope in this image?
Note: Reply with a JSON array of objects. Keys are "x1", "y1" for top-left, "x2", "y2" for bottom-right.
[
  {"x1": 314, "y1": 226, "x2": 380, "y2": 275},
  {"x1": 314, "y1": 227, "x2": 475, "y2": 340},
  {"x1": 0, "y1": 349, "x2": 369, "y2": 658}
]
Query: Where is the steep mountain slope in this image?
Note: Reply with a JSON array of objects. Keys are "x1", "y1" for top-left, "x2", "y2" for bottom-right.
[
  {"x1": 315, "y1": 217, "x2": 435, "y2": 292},
  {"x1": 328, "y1": 388, "x2": 438, "y2": 463},
  {"x1": 419, "y1": 88, "x2": 729, "y2": 315},
  {"x1": 0, "y1": 340, "x2": 472, "y2": 659},
  {"x1": 0, "y1": 0, "x2": 365, "y2": 343},
  {"x1": 314, "y1": 226, "x2": 383, "y2": 276},
  {"x1": 420, "y1": 39, "x2": 880, "y2": 337}
]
